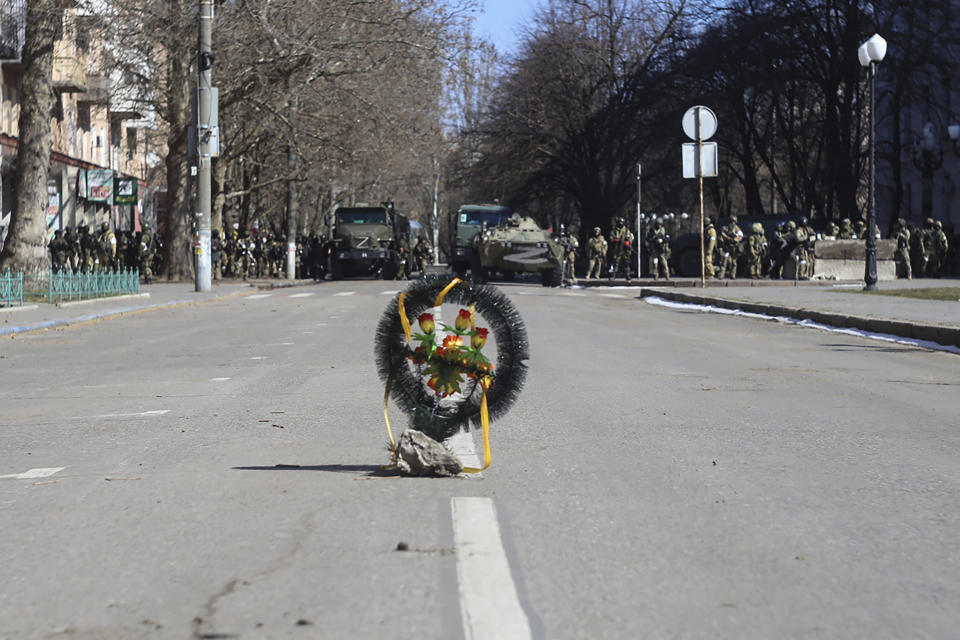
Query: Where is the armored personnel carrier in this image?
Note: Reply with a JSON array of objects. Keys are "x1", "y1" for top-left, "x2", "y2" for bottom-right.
[{"x1": 472, "y1": 214, "x2": 564, "y2": 286}]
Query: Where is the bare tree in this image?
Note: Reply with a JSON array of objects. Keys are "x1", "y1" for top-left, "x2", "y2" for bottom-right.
[{"x1": 0, "y1": 0, "x2": 58, "y2": 272}]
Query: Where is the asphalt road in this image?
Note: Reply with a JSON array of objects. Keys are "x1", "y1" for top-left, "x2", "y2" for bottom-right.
[{"x1": 1, "y1": 280, "x2": 958, "y2": 639}]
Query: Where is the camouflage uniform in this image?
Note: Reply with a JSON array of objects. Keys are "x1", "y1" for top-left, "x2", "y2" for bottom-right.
[
  {"x1": 838, "y1": 218, "x2": 854, "y2": 239},
  {"x1": 718, "y1": 216, "x2": 743, "y2": 279},
  {"x1": 559, "y1": 230, "x2": 579, "y2": 284},
  {"x1": 48, "y1": 230, "x2": 70, "y2": 271},
  {"x1": 608, "y1": 218, "x2": 634, "y2": 280},
  {"x1": 211, "y1": 230, "x2": 223, "y2": 280},
  {"x1": 645, "y1": 222, "x2": 670, "y2": 279},
  {"x1": 138, "y1": 229, "x2": 155, "y2": 283},
  {"x1": 586, "y1": 227, "x2": 607, "y2": 279},
  {"x1": 932, "y1": 220, "x2": 948, "y2": 277},
  {"x1": 746, "y1": 222, "x2": 766, "y2": 279},
  {"x1": 892, "y1": 218, "x2": 911, "y2": 279},
  {"x1": 703, "y1": 218, "x2": 717, "y2": 278}
]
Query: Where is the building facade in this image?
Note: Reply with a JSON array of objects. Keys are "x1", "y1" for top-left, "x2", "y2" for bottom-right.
[{"x1": 0, "y1": 0, "x2": 160, "y2": 249}]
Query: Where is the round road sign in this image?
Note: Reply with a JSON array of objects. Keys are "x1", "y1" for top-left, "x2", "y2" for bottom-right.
[{"x1": 682, "y1": 106, "x2": 717, "y2": 141}]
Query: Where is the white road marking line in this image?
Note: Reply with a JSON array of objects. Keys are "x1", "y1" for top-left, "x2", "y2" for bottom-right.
[
  {"x1": 209, "y1": 377, "x2": 231, "y2": 382},
  {"x1": 381, "y1": 290, "x2": 400, "y2": 295},
  {"x1": 287, "y1": 292, "x2": 315, "y2": 298},
  {"x1": 452, "y1": 497, "x2": 532, "y2": 640},
  {"x1": 334, "y1": 291, "x2": 356, "y2": 297},
  {"x1": 446, "y1": 430, "x2": 482, "y2": 474},
  {"x1": 248, "y1": 356, "x2": 267, "y2": 360},
  {"x1": 246, "y1": 293, "x2": 272, "y2": 299},
  {"x1": 563, "y1": 292, "x2": 587, "y2": 297},
  {"x1": 84, "y1": 410, "x2": 170, "y2": 419},
  {"x1": 599, "y1": 293, "x2": 627, "y2": 299},
  {"x1": 0, "y1": 467, "x2": 66, "y2": 480}
]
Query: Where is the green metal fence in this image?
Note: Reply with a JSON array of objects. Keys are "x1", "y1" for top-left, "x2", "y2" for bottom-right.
[
  {"x1": 1, "y1": 269, "x2": 24, "y2": 307},
  {"x1": 46, "y1": 268, "x2": 140, "y2": 303}
]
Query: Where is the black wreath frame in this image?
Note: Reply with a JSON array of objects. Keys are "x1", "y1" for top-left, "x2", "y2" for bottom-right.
[{"x1": 375, "y1": 276, "x2": 529, "y2": 442}]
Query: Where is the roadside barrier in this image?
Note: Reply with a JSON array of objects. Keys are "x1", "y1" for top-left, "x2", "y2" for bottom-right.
[
  {"x1": 0, "y1": 269, "x2": 24, "y2": 306},
  {"x1": 45, "y1": 267, "x2": 140, "y2": 303}
]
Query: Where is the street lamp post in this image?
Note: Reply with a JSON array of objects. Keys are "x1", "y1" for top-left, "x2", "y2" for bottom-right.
[{"x1": 858, "y1": 33, "x2": 887, "y2": 291}]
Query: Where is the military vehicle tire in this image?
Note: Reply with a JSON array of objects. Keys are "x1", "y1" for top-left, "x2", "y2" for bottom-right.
[
  {"x1": 541, "y1": 266, "x2": 562, "y2": 287},
  {"x1": 330, "y1": 258, "x2": 345, "y2": 280},
  {"x1": 381, "y1": 259, "x2": 399, "y2": 281}
]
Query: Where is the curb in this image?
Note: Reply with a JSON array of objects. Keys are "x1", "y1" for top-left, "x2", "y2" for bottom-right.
[
  {"x1": 0, "y1": 288, "x2": 255, "y2": 337},
  {"x1": 56, "y1": 292, "x2": 151, "y2": 308},
  {"x1": 640, "y1": 288, "x2": 960, "y2": 349}
]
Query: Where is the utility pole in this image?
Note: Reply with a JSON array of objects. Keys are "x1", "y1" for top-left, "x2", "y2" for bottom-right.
[{"x1": 195, "y1": 0, "x2": 214, "y2": 291}]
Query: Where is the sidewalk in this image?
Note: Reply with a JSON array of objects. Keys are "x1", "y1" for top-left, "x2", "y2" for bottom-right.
[
  {"x1": 634, "y1": 277, "x2": 960, "y2": 349},
  {"x1": 0, "y1": 279, "x2": 306, "y2": 337}
]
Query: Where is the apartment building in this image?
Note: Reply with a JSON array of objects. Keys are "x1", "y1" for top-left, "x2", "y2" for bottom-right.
[{"x1": 0, "y1": 0, "x2": 160, "y2": 248}]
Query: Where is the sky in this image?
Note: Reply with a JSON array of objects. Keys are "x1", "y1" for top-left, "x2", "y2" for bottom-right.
[{"x1": 471, "y1": 0, "x2": 540, "y2": 56}]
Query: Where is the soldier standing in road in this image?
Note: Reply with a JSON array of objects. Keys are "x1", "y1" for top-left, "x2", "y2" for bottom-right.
[
  {"x1": 703, "y1": 217, "x2": 717, "y2": 278},
  {"x1": 932, "y1": 220, "x2": 948, "y2": 277},
  {"x1": 211, "y1": 229, "x2": 223, "y2": 281},
  {"x1": 893, "y1": 218, "x2": 912, "y2": 279},
  {"x1": 560, "y1": 228, "x2": 579, "y2": 284},
  {"x1": 646, "y1": 220, "x2": 670, "y2": 280},
  {"x1": 138, "y1": 227, "x2": 155, "y2": 283},
  {"x1": 746, "y1": 222, "x2": 766, "y2": 279},
  {"x1": 718, "y1": 215, "x2": 743, "y2": 279},
  {"x1": 608, "y1": 217, "x2": 634, "y2": 281},
  {"x1": 48, "y1": 229, "x2": 69, "y2": 271},
  {"x1": 586, "y1": 227, "x2": 607, "y2": 279}
]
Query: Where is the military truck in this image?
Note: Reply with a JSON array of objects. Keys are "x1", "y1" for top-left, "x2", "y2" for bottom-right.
[
  {"x1": 472, "y1": 214, "x2": 564, "y2": 286},
  {"x1": 449, "y1": 204, "x2": 514, "y2": 276},
  {"x1": 328, "y1": 203, "x2": 410, "y2": 280}
]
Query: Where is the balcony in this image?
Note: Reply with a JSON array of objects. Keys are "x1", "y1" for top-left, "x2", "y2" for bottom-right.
[
  {"x1": 81, "y1": 73, "x2": 110, "y2": 104},
  {"x1": 52, "y1": 56, "x2": 87, "y2": 93}
]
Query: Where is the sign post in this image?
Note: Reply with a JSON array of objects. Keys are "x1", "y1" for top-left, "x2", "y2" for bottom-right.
[{"x1": 682, "y1": 106, "x2": 718, "y2": 287}]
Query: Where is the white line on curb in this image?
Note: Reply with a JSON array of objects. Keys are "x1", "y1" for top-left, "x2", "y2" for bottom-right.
[
  {"x1": 0, "y1": 467, "x2": 65, "y2": 480},
  {"x1": 452, "y1": 497, "x2": 532, "y2": 640},
  {"x1": 446, "y1": 430, "x2": 481, "y2": 473}
]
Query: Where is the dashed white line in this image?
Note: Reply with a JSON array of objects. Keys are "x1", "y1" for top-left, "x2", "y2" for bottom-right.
[
  {"x1": 599, "y1": 293, "x2": 627, "y2": 299},
  {"x1": 246, "y1": 293, "x2": 272, "y2": 300},
  {"x1": 83, "y1": 410, "x2": 170, "y2": 419},
  {"x1": 0, "y1": 467, "x2": 66, "y2": 480},
  {"x1": 248, "y1": 356, "x2": 267, "y2": 360},
  {"x1": 334, "y1": 292, "x2": 356, "y2": 297},
  {"x1": 381, "y1": 290, "x2": 400, "y2": 295},
  {"x1": 452, "y1": 497, "x2": 532, "y2": 640},
  {"x1": 288, "y1": 292, "x2": 315, "y2": 298},
  {"x1": 209, "y1": 377, "x2": 231, "y2": 382}
]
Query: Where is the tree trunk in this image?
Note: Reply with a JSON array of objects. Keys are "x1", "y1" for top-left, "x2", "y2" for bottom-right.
[
  {"x1": 0, "y1": 0, "x2": 57, "y2": 273},
  {"x1": 161, "y1": 13, "x2": 193, "y2": 282}
]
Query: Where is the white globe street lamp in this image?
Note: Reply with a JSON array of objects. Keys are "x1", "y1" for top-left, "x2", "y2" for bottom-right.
[{"x1": 858, "y1": 33, "x2": 886, "y2": 291}]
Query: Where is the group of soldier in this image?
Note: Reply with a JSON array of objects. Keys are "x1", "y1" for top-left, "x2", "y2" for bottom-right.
[
  {"x1": 47, "y1": 224, "x2": 158, "y2": 282},
  {"x1": 891, "y1": 217, "x2": 950, "y2": 279},
  {"x1": 209, "y1": 227, "x2": 434, "y2": 281},
  {"x1": 561, "y1": 212, "x2": 954, "y2": 282}
]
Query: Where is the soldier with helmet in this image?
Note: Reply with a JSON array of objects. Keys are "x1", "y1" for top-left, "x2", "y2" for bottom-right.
[
  {"x1": 892, "y1": 218, "x2": 912, "y2": 279},
  {"x1": 608, "y1": 217, "x2": 634, "y2": 281},
  {"x1": 645, "y1": 220, "x2": 670, "y2": 280},
  {"x1": 48, "y1": 229, "x2": 70, "y2": 271},
  {"x1": 718, "y1": 215, "x2": 743, "y2": 279},
  {"x1": 746, "y1": 222, "x2": 767, "y2": 279},
  {"x1": 838, "y1": 218, "x2": 854, "y2": 239},
  {"x1": 703, "y1": 217, "x2": 718, "y2": 278},
  {"x1": 932, "y1": 220, "x2": 948, "y2": 276},
  {"x1": 559, "y1": 227, "x2": 579, "y2": 284},
  {"x1": 586, "y1": 226, "x2": 607, "y2": 279}
]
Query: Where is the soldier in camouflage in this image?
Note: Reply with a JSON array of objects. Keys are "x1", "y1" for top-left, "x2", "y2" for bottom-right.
[
  {"x1": 586, "y1": 227, "x2": 607, "y2": 279},
  {"x1": 608, "y1": 217, "x2": 634, "y2": 281}
]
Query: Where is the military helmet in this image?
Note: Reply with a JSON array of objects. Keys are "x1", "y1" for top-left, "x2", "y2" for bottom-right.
[
  {"x1": 617, "y1": 217, "x2": 625, "y2": 225},
  {"x1": 751, "y1": 222, "x2": 764, "y2": 234},
  {"x1": 934, "y1": 220, "x2": 942, "y2": 229},
  {"x1": 800, "y1": 216, "x2": 808, "y2": 226},
  {"x1": 729, "y1": 215, "x2": 738, "y2": 224},
  {"x1": 593, "y1": 226, "x2": 601, "y2": 234},
  {"x1": 787, "y1": 220, "x2": 797, "y2": 230}
]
